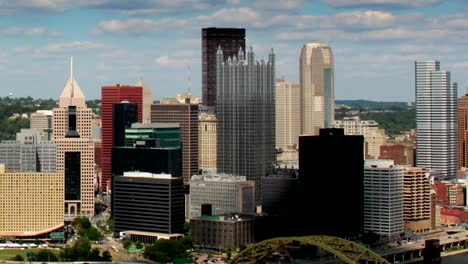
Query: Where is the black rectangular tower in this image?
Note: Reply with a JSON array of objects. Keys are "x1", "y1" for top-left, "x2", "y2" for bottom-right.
[
  {"x1": 113, "y1": 102, "x2": 138, "y2": 147},
  {"x1": 298, "y1": 128, "x2": 364, "y2": 237},
  {"x1": 202, "y1": 27, "x2": 245, "y2": 108}
]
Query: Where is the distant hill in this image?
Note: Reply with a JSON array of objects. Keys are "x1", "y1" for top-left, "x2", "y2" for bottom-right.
[
  {"x1": 0, "y1": 97, "x2": 100, "y2": 140},
  {"x1": 336, "y1": 100, "x2": 411, "y2": 106}
]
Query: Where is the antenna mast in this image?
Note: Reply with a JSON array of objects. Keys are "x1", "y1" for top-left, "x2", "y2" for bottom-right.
[{"x1": 187, "y1": 65, "x2": 192, "y2": 94}]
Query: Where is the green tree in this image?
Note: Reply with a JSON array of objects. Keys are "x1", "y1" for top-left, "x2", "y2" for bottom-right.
[
  {"x1": 124, "y1": 240, "x2": 133, "y2": 251},
  {"x1": 60, "y1": 238, "x2": 112, "y2": 262},
  {"x1": 35, "y1": 250, "x2": 58, "y2": 262},
  {"x1": 135, "y1": 241, "x2": 143, "y2": 249},
  {"x1": 101, "y1": 250, "x2": 112, "y2": 261},
  {"x1": 144, "y1": 239, "x2": 191, "y2": 263},
  {"x1": 75, "y1": 237, "x2": 92, "y2": 261},
  {"x1": 222, "y1": 244, "x2": 236, "y2": 259},
  {"x1": 88, "y1": 248, "x2": 103, "y2": 261},
  {"x1": 13, "y1": 255, "x2": 24, "y2": 261}
]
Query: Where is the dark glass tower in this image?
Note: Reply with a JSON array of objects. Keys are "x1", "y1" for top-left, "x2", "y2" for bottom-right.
[
  {"x1": 298, "y1": 128, "x2": 364, "y2": 237},
  {"x1": 202, "y1": 27, "x2": 245, "y2": 108},
  {"x1": 113, "y1": 102, "x2": 138, "y2": 147},
  {"x1": 64, "y1": 152, "x2": 81, "y2": 200}
]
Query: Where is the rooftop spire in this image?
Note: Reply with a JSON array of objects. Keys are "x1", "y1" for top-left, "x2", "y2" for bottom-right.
[
  {"x1": 59, "y1": 56, "x2": 86, "y2": 108},
  {"x1": 70, "y1": 56, "x2": 73, "y2": 82}
]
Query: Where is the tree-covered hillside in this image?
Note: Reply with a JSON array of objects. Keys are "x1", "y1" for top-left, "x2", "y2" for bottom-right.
[
  {"x1": 0, "y1": 97, "x2": 100, "y2": 140},
  {"x1": 335, "y1": 101, "x2": 416, "y2": 136}
]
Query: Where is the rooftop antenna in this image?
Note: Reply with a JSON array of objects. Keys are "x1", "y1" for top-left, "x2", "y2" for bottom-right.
[
  {"x1": 70, "y1": 56, "x2": 73, "y2": 82},
  {"x1": 186, "y1": 65, "x2": 192, "y2": 94},
  {"x1": 70, "y1": 56, "x2": 74, "y2": 101}
]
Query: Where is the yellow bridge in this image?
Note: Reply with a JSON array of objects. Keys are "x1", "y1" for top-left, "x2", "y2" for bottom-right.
[{"x1": 229, "y1": 235, "x2": 390, "y2": 264}]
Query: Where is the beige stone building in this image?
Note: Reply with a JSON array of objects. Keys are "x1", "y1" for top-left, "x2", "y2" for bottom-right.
[
  {"x1": 276, "y1": 80, "x2": 300, "y2": 150},
  {"x1": 53, "y1": 58, "x2": 94, "y2": 217},
  {"x1": 136, "y1": 78, "x2": 154, "y2": 124},
  {"x1": 403, "y1": 167, "x2": 431, "y2": 233},
  {"x1": 300, "y1": 42, "x2": 334, "y2": 136},
  {"x1": 0, "y1": 165, "x2": 64, "y2": 237},
  {"x1": 30, "y1": 110, "x2": 53, "y2": 140},
  {"x1": 199, "y1": 112, "x2": 217, "y2": 169},
  {"x1": 333, "y1": 117, "x2": 387, "y2": 159}
]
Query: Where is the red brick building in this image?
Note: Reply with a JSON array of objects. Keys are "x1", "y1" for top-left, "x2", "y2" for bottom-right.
[
  {"x1": 379, "y1": 144, "x2": 414, "y2": 166},
  {"x1": 440, "y1": 207, "x2": 468, "y2": 226},
  {"x1": 433, "y1": 181, "x2": 449, "y2": 205},
  {"x1": 101, "y1": 85, "x2": 142, "y2": 191}
]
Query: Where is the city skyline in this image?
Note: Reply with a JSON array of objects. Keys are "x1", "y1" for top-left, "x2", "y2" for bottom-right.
[{"x1": 1, "y1": 0, "x2": 468, "y2": 101}]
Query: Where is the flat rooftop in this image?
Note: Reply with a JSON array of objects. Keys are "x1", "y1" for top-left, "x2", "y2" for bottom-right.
[
  {"x1": 121, "y1": 230, "x2": 184, "y2": 238},
  {"x1": 130, "y1": 122, "x2": 179, "y2": 129},
  {"x1": 123, "y1": 171, "x2": 175, "y2": 179}
]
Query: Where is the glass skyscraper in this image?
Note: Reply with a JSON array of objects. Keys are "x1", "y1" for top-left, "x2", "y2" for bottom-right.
[
  {"x1": 415, "y1": 61, "x2": 458, "y2": 179},
  {"x1": 216, "y1": 46, "x2": 275, "y2": 205},
  {"x1": 300, "y1": 42, "x2": 334, "y2": 135}
]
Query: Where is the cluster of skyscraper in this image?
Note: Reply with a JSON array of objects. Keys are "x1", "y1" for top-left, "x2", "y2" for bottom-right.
[{"x1": 2, "y1": 25, "x2": 466, "y2": 252}]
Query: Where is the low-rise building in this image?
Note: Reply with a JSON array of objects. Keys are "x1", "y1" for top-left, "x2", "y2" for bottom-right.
[
  {"x1": 189, "y1": 173, "x2": 255, "y2": 219},
  {"x1": 440, "y1": 208, "x2": 468, "y2": 226},
  {"x1": 0, "y1": 164, "x2": 64, "y2": 238},
  {"x1": 191, "y1": 214, "x2": 255, "y2": 250}
]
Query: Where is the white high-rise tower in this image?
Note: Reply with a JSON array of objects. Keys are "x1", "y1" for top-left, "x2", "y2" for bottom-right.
[{"x1": 415, "y1": 61, "x2": 458, "y2": 179}]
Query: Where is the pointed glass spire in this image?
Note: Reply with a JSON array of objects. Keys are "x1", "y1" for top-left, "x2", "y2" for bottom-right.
[
  {"x1": 216, "y1": 45, "x2": 223, "y2": 55},
  {"x1": 238, "y1": 47, "x2": 244, "y2": 60}
]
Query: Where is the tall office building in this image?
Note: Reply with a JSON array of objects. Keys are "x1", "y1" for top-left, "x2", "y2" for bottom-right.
[
  {"x1": 189, "y1": 173, "x2": 255, "y2": 218},
  {"x1": 113, "y1": 172, "x2": 184, "y2": 238},
  {"x1": 151, "y1": 100, "x2": 198, "y2": 184},
  {"x1": 216, "y1": 47, "x2": 275, "y2": 205},
  {"x1": 403, "y1": 167, "x2": 431, "y2": 233},
  {"x1": 364, "y1": 160, "x2": 404, "y2": 240},
  {"x1": 202, "y1": 27, "x2": 245, "y2": 107},
  {"x1": 276, "y1": 79, "x2": 300, "y2": 150},
  {"x1": 113, "y1": 102, "x2": 138, "y2": 148},
  {"x1": 0, "y1": 129, "x2": 56, "y2": 173},
  {"x1": 53, "y1": 57, "x2": 94, "y2": 217},
  {"x1": 101, "y1": 85, "x2": 143, "y2": 191},
  {"x1": 415, "y1": 61, "x2": 458, "y2": 179},
  {"x1": 111, "y1": 123, "x2": 182, "y2": 218},
  {"x1": 199, "y1": 109, "x2": 217, "y2": 169},
  {"x1": 298, "y1": 128, "x2": 364, "y2": 237},
  {"x1": 458, "y1": 93, "x2": 468, "y2": 168},
  {"x1": 0, "y1": 165, "x2": 64, "y2": 238},
  {"x1": 300, "y1": 42, "x2": 334, "y2": 135},
  {"x1": 30, "y1": 110, "x2": 53, "y2": 140},
  {"x1": 136, "y1": 78, "x2": 154, "y2": 124}
]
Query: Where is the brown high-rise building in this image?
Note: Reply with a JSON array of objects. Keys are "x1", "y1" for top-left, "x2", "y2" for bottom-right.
[
  {"x1": 53, "y1": 57, "x2": 94, "y2": 217},
  {"x1": 151, "y1": 100, "x2": 198, "y2": 184},
  {"x1": 458, "y1": 94, "x2": 468, "y2": 168},
  {"x1": 403, "y1": 167, "x2": 431, "y2": 233},
  {"x1": 202, "y1": 27, "x2": 245, "y2": 107}
]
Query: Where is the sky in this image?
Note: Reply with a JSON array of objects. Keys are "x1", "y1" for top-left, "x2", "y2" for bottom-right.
[{"x1": 1, "y1": 0, "x2": 468, "y2": 102}]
